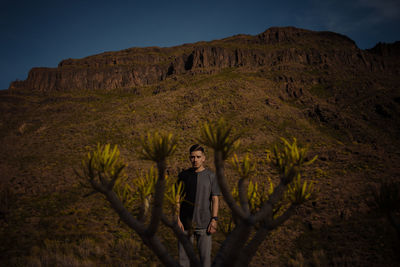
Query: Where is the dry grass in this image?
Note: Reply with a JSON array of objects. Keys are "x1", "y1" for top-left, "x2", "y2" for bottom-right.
[
  {"x1": 25, "y1": 237, "x2": 148, "y2": 267},
  {"x1": 1, "y1": 63, "x2": 400, "y2": 266}
]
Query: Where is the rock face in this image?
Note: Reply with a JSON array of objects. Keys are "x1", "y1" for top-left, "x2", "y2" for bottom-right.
[{"x1": 8, "y1": 27, "x2": 400, "y2": 91}]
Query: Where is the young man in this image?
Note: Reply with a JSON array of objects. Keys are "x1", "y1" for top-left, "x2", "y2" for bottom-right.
[{"x1": 177, "y1": 144, "x2": 221, "y2": 267}]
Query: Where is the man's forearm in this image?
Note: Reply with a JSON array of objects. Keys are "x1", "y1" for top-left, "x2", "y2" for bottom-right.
[
  {"x1": 211, "y1": 195, "x2": 219, "y2": 217},
  {"x1": 176, "y1": 202, "x2": 185, "y2": 231},
  {"x1": 208, "y1": 196, "x2": 219, "y2": 234}
]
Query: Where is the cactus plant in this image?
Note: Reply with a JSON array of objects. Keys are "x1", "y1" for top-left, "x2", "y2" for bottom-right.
[{"x1": 78, "y1": 120, "x2": 318, "y2": 267}]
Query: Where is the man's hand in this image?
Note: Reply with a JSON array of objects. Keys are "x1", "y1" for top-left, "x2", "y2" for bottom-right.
[
  {"x1": 177, "y1": 218, "x2": 185, "y2": 232},
  {"x1": 207, "y1": 219, "x2": 217, "y2": 234}
]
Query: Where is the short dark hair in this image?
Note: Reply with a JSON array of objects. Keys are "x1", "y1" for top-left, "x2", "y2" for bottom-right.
[{"x1": 189, "y1": 144, "x2": 204, "y2": 154}]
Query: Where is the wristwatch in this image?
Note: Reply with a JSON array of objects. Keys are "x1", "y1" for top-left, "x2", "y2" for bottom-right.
[{"x1": 211, "y1": 216, "x2": 218, "y2": 221}]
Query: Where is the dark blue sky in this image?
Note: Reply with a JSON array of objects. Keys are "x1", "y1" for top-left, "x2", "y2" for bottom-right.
[{"x1": 1, "y1": 0, "x2": 399, "y2": 90}]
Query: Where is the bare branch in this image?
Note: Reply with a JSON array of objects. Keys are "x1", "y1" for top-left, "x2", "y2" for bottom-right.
[
  {"x1": 388, "y1": 212, "x2": 400, "y2": 240},
  {"x1": 254, "y1": 180, "x2": 287, "y2": 222},
  {"x1": 238, "y1": 178, "x2": 250, "y2": 216},
  {"x1": 236, "y1": 205, "x2": 296, "y2": 266},
  {"x1": 104, "y1": 190, "x2": 179, "y2": 266},
  {"x1": 161, "y1": 215, "x2": 201, "y2": 267},
  {"x1": 104, "y1": 190, "x2": 147, "y2": 233},
  {"x1": 147, "y1": 160, "x2": 167, "y2": 236},
  {"x1": 89, "y1": 178, "x2": 107, "y2": 194},
  {"x1": 268, "y1": 204, "x2": 296, "y2": 229},
  {"x1": 108, "y1": 164, "x2": 125, "y2": 190},
  {"x1": 214, "y1": 151, "x2": 247, "y2": 220},
  {"x1": 234, "y1": 227, "x2": 269, "y2": 267},
  {"x1": 213, "y1": 222, "x2": 252, "y2": 267},
  {"x1": 98, "y1": 171, "x2": 107, "y2": 186}
]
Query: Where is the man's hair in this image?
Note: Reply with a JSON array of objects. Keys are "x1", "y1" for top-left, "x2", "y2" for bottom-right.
[{"x1": 189, "y1": 144, "x2": 205, "y2": 154}]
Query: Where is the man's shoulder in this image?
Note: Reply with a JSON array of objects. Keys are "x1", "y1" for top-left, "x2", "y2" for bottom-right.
[
  {"x1": 201, "y1": 168, "x2": 216, "y2": 178},
  {"x1": 179, "y1": 168, "x2": 195, "y2": 174},
  {"x1": 178, "y1": 168, "x2": 195, "y2": 179},
  {"x1": 205, "y1": 168, "x2": 215, "y2": 174}
]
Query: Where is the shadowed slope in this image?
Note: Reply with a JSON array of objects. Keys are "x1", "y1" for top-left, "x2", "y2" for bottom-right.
[{"x1": 1, "y1": 27, "x2": 400, "y2": 266}]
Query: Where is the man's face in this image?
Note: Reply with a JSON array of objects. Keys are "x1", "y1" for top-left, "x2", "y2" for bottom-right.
[{"x1": 190, "y1": 150, "x2": 205, "y2": 170}]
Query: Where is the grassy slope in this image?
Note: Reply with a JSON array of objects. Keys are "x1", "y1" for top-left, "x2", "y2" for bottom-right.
[{"x1": 0, "y1": 66, "x2": 399, "y2": 266}]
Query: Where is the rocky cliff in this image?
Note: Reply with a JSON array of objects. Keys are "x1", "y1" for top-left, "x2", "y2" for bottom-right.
[{"x1": 9, "y1": 27, "x2": 399, "y2": 92}]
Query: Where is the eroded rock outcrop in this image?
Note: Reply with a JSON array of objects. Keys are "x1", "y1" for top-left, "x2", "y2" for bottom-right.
[{"x1": 9, "y1": 27, "x2": 399, "y2": 91}]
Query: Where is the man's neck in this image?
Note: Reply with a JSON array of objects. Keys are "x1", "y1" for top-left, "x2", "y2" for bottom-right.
[{"x1": 194, "y1": 166, "x2": 205, "y2": 173}]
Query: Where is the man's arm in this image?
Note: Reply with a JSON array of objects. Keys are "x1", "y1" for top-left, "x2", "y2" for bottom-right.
[
  {"x1": 207, "y1": 195, "x2": 219, "y2": 234},
  {"x1": 177, "y1": 198, "x2": 185, "y2": 231}
]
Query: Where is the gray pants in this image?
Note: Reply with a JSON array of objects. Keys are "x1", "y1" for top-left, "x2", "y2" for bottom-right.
[{"x1": 179, "y1": 229, "x2": 212, "y2": 267}]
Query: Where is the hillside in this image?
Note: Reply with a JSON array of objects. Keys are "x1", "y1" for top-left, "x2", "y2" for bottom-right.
[{"x1": 1, "y1": 26, "x2": 400, "y2": 266}]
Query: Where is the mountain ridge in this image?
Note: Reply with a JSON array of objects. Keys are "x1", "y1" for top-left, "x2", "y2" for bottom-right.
[{"x1": 9, "y1": 26, "x2": 399, "y2": 92}]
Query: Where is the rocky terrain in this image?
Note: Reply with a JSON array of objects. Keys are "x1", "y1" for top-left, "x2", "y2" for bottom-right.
[
  {"x1": 9, "y1": 27, "x2": 399, "y2": 92},
  {"x1": 1, "y1": 26, "x2": 400, "y2": 266}
]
